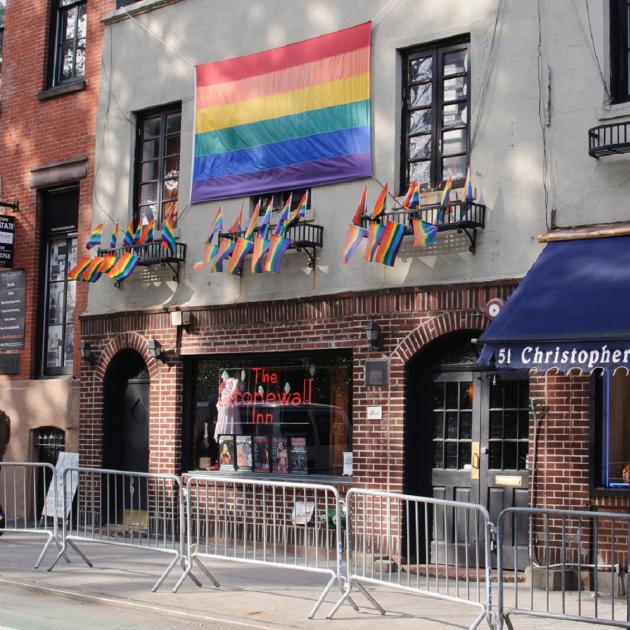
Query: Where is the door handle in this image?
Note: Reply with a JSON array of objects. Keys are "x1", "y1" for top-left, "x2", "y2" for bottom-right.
[
  {"x1": 472, "y1": 453, "x2": 480, "y2": 469},
  {"x1": 470, "y1": 441, "x2": 480, "y2": 480}
]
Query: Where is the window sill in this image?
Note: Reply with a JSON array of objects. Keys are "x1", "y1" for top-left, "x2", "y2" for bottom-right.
[
  {"x1": 590, "y1": 486, "x2": 630, "y2": 497},
  {"x1": 598, "y1": 100, "x2": 630, "y2": 122},
  {"x1": 184, "y1": 469, "x2": 353, "y2": 486},
  {"x1": 37, "y1": 79, "x2": 86, "y2": 102},
  {"x1": 104, "y1": 0, "x2": 183, "y2": 24}
]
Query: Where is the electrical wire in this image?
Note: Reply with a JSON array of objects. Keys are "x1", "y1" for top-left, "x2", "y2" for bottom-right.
[{"x1": 584, "y1": 0, "x2": 612, "y2": 111}]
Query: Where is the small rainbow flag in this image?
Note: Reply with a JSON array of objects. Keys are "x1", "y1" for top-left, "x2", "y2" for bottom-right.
[
  {"x1": 464, "y1": 166, "x2": 473, "y2": 203},
  {"x1": 285, "y1": 190, "x2": 308, "y2": 231},
  {"x1": 274, "y1": 194, "x2": 293, "y2": 235},
  {"x1": 364, "y1": 222, "x2": 385, "y2": 262},
  {"x1": 193, "y1": 243, "x2": 214, "y2": 271},
  {"x1": 370, "y1": 182, "x2": 387, "y2": 220},
  {"x1": 110, "y1": 223, "x2": 119, "y2": 249},
  {"x1": 85, "y1": 224, "x2": 103, "y2": 250},
  {"x1": 251, "y1": 235, "x2": 270, "y2": 273},
  {"x1": 107, "y1": 252, "x2": 139, "y2": 282},
  {"x1": 403, "y1": 180, "x2": 420, "y2": 211},
  {"x1": 134, "y1": 220, "x2": 143, "y2": 243},
  {"x1": 98, "y1": 255, "x2": 118, "y2": 273},
  {"x1": 412, "y1": 218, "x2": 438, "y2": 248},
  {"x1": 259, "y1": 200, "x2": 273, "y2": 239},
  {"x1": 68, "y1": 256, "x2": 92, "y2": 280},
  {"x1": 207, "y1": 206, "x2": 223, "y2": 243},
  {"x1": 374, "y1": 221, "x2": 405, "y2": 266},
  {"x1": 264, "y1": 234, "x2": 291, "y2": 272},
  {"x1": 137, "y1": 218, "x2": 155, "y2": 245},
  {"x1": 227, "y1": 207, "x2": 242, "y2": 234},
  {"x1": 124, "y1": 219, "x2": 136, "y2": 246},
  {"x1": 437, "y1": 175, "x2": 453, "y2": 222},
  {"x1": 341, "y1": 224, "x2": 367, "y2": 264},
  {"x1": 81, "y1": 257, "x2": 104, "y2": 282},
  {"x1": 161, "y1": 216, "x2": 177, "y2": 254},
  {"x1": 207, "y1": 242, "x2": 224, "y2": 272},
  {"x1": 227, "y1": 237, "x2": 254, "y2": 275},
  {"x1": 212, "y1": 237, "x2": 236, "y2": 268},
  {"x1": 244, "y1": 200, "x2": 261, "y2": 241},
  {"x1": 351, "y1": 185, "x2": 367, "y2": 226}
]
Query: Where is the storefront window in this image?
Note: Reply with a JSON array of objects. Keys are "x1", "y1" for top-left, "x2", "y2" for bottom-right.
[
  {"x1": 599, "y1": 370, "x2": 630, "y2": 488},
  {"x1": 188, "y1": 351, "x2": 352, "y2": 476}
]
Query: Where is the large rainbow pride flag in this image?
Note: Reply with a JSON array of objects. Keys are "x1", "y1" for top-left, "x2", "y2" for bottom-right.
[{"x1": 192, "y1": 22, "x2": 372, "y2": 202}]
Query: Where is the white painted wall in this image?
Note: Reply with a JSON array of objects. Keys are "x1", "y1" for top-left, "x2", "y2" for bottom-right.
[{"x1": 87, "y1": 0, "x2": 622, "y2": 315}]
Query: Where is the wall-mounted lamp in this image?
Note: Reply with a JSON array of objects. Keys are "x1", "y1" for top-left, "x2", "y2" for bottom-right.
[
  {"x1": 148, "y1": 339, "x2": 167, "y2": 363},
  {"x1": 365, "y1": 320, "x2": 383, "y2": 351},
  {"x1": 170, "y1": 310, "x2": 192, "y2": 329},
  {"x1": 79, "y1": 340, "x2": 96, "y2": 365}
]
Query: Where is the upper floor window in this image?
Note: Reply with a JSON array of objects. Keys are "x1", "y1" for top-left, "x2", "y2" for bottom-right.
[
  {"x1": 0, "y1": 0, "x2": 6, "y2": 75},
  {"x1": 117, "y1": 0, "x2": 140, "y2": 6},
  {"x1": 400, "y1": 37, "x2": 470, "y2": 193},
  {"x1": 610, "y1": 0, "x2": 630, "y2": 104},
  {"x1": 134, "y1": 105, "x2": 181, "y2": 226},
  {"x1": 50, "y1": 0, "x2": 87, "y2": 87}
]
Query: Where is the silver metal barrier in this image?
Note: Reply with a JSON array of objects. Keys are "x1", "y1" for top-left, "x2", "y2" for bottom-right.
[
  {"x1": 49, "y1": 467, "x2": 186, "y2": 592},
  {"x1": 497, "y1": 507, "x2": 630, "y2": 629},
  {"x1": 329, "y1": 488, "x2": 494, "y2": 629},
  {"x1": 174, "y1": 475, "x2": 352, "y2": 618},
  {"x1": 0, "y1": 462, "x2": 69, "y2": 568}
]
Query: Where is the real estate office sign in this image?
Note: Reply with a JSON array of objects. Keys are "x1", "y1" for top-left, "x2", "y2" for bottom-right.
[{"x1": 0, "y1": 215, "x2": 15, "y2": 269}]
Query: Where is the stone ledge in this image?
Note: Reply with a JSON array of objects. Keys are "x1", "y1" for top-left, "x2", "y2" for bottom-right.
[{"x1": 103, "y1": 0, "x2": 184, "y2": 24}]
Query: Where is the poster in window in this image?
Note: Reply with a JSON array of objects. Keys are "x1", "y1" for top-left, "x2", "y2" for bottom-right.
[
  {"x1": 236, "y1": 435, "x2": 252, "y2": 471},
  {"x1": 46, "y1": 325, "x2": 64, "y2": 368},
  {"x1": 65, "y1": 282, "x2": 76, "y2": 323},
  {"x1": 272, "y1": 437, "x2": 289, "y2": 474},
  {"x1": 49, "y1": 241, "x2": 68, "y2": 282},
  {"x1": 64, "y1": 325, "x2": 74, "y2": 366},
  {"x1": 290, "y1": 437, "x2": 308, "y2": 474},
  {"x1": 48, "y1": 284, "x2": 65, "y2": 325},
  {"x1": 218, "y1": 434, "x2": 235, "y2": 471},
  {"x1": 253, "y1": 436, "x2": 270, "y2": 472}
]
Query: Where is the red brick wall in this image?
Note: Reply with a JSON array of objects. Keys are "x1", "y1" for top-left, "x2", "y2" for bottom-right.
[
  {"x1": 0, "y1": 0, "x2": 114, "y2": 379},
  {"x1": 79, "y1": 281, "x2": 516, "y2": 491}
]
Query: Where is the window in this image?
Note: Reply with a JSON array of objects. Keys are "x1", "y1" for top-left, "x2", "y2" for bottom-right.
[
  {"x1": 250, "y1": 188, "x2": 311, "y2": 225},
  {"x1": 50, "y1": 0, "x2": 87, "y2": 87},
  {"x1": 0, "y1": 0, "x2": 6, "y2": 75},
  {"x1": 117, "y1": 0, "x2": 140, "y2": 7},
  {"x1": 40, "y1": 187, "x2": 78, "y2": 376},
  {"x1": 400, "y1": 37, "x2": 470, "y2": 192},
  {"x1": 610, "y1": 0, "x2": 630, "y2": 104},
  {"x1": 186, "y1": 351, "x2": 352, "y2": 476},
  {"x1": 134, "y1": 105, "x2": 181, "y2": 226},
  {"x1": 595, "y1": 370, "x2": 630, "y2": 488}
]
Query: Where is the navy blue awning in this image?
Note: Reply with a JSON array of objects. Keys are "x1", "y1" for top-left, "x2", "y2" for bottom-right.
[{"x1": 478, "y1": 235, "x2": 630, "y2": 371}]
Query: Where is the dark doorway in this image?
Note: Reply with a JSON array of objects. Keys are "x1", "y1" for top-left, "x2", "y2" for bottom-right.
[
  {"x1": 103, "y1": 350, "x2": 149, "y2": 522},
  {"x1": 405, "y1": 331, "x2": 529, "y2": 569}
]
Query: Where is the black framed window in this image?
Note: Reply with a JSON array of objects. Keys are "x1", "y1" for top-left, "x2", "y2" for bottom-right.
[
  {"x1": 250, "y1": 188, "x2": 310, "y2": 224},
  {"x1": 134, "y1": 105, "x2": 181, "y2": 226},
  {"x1": 185, "y1": 351, "x2": 352, "y2": 476},
  {"x1": 610, "y1": 0, "x2": 630, "y2": 104},
  {"x1": 400, "y1": 37, "x2": 470, "y2": 192},
  {"x1": 594, "y1": 370, "x2": 630, "y2": 488},
  {"x1": 50, "y1": 0, "x2": 87, "y2": 87}
]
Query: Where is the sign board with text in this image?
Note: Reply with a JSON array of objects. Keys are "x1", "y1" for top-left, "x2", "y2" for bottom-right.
[
  {"x1": 0, "y1": 270, "x2": 24, "y2": 349},
  {"x1": 0, "y1": 216, "x2": 15, "y2": 268}
]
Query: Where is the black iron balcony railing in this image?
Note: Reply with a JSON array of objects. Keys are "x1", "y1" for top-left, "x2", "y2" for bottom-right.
[
  {"x1": 99, "y1": 240, "x2": 187, "y2": 286},
  {"x1": 588, "y1": 121, "x2": 630, "y2": 157},
  {"x1": 218, "y1": 221, "x2": 324, "y2": 273},
  {"x1": 361, "y1": 200, "x2": 486, "y2": 253}
]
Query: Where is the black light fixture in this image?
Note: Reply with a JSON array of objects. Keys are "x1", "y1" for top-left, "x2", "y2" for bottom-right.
[
  {"x1": 365, "y1": 320, "x2": 383, "y2": 351},
  {"x1": 79, "y1": 340, "x2": 96, "y2": 365},
  {"x1": 148, "y1": 338, "x2": 167, "y2": 363}
]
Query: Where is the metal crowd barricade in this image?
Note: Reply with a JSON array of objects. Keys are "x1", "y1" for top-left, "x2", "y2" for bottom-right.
[
  {"x1": 49, "y1": 467, "x2": 186, "y2": 592},
  {"x1": 0, "y1": 462, "x2": 69, "y2": 568},
  {"x1": 497, "y1": 506, "x2": 630, "y2": 629},
  {"x1": 175, "y1": 475, "x2": 350, "y2": 618},
  {"x1": 329, "y1": 488, "x2": 494, "y2": 630}
]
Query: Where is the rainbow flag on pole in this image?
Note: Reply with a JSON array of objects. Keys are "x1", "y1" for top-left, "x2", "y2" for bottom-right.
[
  {"x1": 207, "y1": 242, "x2": 225, "y2": 272},
  {"x1": 259, "y1": 200, "x2": 273, "y2": 240},
  {"x1": 193, "y1": 243, "x2": 214, "y2": 271},
  {"x1": 110, "y1": 223, "x2": 119, "y2": 249},
  {"x1": 285, "y1": 190, "x2": 308, "y2": 231},
  {"x1": 412, "y1": 218, "x2": 438, "y2": 248},
  {"x1": 251, "y1": 236, "x2": 270, "y2": 273},
  {"x1": 341, "y1": 224, "x2": 367, "y2": 264},
  {"x1": 124, "y1": 220, "x2": 136, "y2": 247},
  {"x1": 227, "y1": 237, "x2": 254, "y2": 275},
  {"x1": 160, "y1": 216, "x2": 177, "y2": 254},
  {"x1": 244, "y1": 200, "x2": 261, "y2": 241},
  {"x1": 81, "y1": 257, "x2": 104, "y2": 282},
  {"x1": 68, "y1": 256, "x2": 92, "y2": 280},
  {"x1": 192, "y1": 22, "x2": 372, "y2": 202},
  {"x1": 374, "y1": 222, "x2": 405, "y2": 266},
  {"x1": 403, "y1": 180, "x2": 420, "y2": 211},
  {"x1": 364, "y1": 222, "x2": 385, "y2": 262},
  {"x1": 351, "y1": 185, "x2": 367, "y2": 226},
  {"x1": 264, "y1": 234, "x2": 291, "y2": 272},
  {"x1": 212, "y1": 237, "x2": 236, "y2": 268},
  {"x1": 275, "y1": 194, "x2": 292, "y2": 235},
  {"x1": 137, "y1": 218, "x2": 155, "y2": 245},
  {"x1": 107, "y1": 252, "x2": 139, "y2": 282},
  {"x1": 85, "y1": 224, "x2": 103, "y2": 250},
  {"x1": 206, "y1": 206, "x2": 223, "y2": 242},
  {"x1": 437, "y1": 175, "x2": 453, "y2": 222},
  {"x1": 369, "y1": 182, "x2": 387, "y2": 220},
  {"x1": 98, "y1": 255, "x2": 118, "y2": 274}
]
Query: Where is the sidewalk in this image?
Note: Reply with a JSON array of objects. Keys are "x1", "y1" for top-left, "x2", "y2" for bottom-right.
[{"x1": 0, "y1": 533, "x2": 603, "y2": 629}]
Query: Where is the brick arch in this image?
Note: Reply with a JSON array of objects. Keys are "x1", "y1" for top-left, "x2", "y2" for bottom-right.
[
  {"x1": 94, "y1": 332, "x2": 159, "y2": 382},
  {"x1": 390, "y1": 311, "x2": 485, "y2": 367}
]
